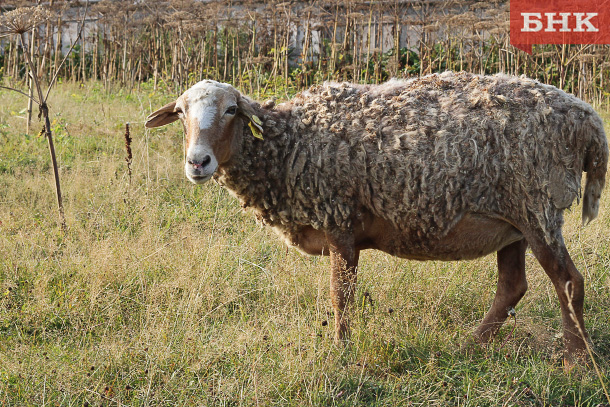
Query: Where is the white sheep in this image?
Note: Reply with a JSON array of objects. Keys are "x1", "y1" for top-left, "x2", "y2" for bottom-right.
[{"x1": 145, "y1": 72, "x2": 608, "y2": 366}]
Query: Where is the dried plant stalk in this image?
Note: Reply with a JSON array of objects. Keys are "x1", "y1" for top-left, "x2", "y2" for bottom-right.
[
  {"x1": 124, "y1": 122, "x2": 133, "y2": 185},
  {"x1": 0, "y1": 4, "x2": 89, "y2": 230},
  {"x1": 2, "y1": 2, "x2": 610, "y2": 106}
]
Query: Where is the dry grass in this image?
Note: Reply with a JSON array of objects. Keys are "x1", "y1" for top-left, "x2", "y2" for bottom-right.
[{"x1": 0, "y1": 82, "x2": 609, "y2": 405}]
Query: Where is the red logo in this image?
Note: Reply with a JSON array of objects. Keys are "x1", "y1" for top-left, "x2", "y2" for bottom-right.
[{"x1": 510, "y1": 0, "x2": 610, "y2": 54}]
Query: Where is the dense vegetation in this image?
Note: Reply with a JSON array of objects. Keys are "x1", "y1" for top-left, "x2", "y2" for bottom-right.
[{"x1": 1, "y1": 1, "x2": 610, "y2": 103}]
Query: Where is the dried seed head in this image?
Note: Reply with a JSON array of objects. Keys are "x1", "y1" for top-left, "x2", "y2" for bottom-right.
[{"x1": 0, "y1": 6, "x2": 51, "y2": 35}]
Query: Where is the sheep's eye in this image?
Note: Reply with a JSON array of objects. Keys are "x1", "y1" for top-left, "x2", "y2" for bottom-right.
[
  {"x1": 225, "y1": 106, "x2": 237, "y2": 115},
  {"x1": 175, "y1": 107, "x2": 184, "y2": 115}
]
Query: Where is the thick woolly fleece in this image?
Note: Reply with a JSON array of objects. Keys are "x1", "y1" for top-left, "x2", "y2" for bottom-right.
[{"x1": 214, "y1": 71, "x2": 608, "y2": 251}]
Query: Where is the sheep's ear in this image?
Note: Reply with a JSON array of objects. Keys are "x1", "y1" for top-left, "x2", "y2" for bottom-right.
[
  {"x1": 237, "y1": 97, "x2": 264, "y2": 140},
  {"x1": 145, "y1": 101, "x2": 179, "y2": 128}
]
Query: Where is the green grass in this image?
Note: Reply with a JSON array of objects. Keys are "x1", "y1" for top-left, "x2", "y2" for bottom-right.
[{"x1": 0, "y1": 81, "x2": 609, "y2": 406}]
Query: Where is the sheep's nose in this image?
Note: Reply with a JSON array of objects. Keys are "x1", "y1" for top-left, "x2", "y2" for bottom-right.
[{"x1": 188, "y1": 155, "x2": 211, "y2": 169}]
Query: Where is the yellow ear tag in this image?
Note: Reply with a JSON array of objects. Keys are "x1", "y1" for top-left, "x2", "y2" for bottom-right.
[{"x1": 248, "y1": 115, "x2": 264, "y2": 140}]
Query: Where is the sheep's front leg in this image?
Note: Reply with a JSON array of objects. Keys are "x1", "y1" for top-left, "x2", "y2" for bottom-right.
[{"x1": 327, "y1": 233, "x2": 359, "y2": 343}]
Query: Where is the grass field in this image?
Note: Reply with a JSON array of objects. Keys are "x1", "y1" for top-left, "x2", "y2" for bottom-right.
[{"x1": 1, "y1": 81, "x2": 609, "y2": 406}]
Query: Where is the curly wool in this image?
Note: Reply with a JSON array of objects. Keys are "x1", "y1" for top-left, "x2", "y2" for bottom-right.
[{"x1": 214, "y1": 72, "x2": 608, "y2": 250}]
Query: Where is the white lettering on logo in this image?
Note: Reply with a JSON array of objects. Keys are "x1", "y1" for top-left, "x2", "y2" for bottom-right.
[
  {"x1": 522, "y1": 13, "x2": 543, "y2": 32},
  {"x1": 521, "y1": 12, "x2": 599, "y2": 33},
  {"x1": 544, "y1": 13, "x2": 571, "y2": 32},
  {"x1": 573, "y1": 13, "x2": 599, "y2": 32}
]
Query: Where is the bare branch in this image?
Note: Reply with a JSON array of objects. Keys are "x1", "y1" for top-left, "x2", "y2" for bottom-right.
[
  {"x1": 44, "y1": 1, "x2": 89, "y2": 103},
  {"x1": 0, "y1": 85, "x2": 40, "y2": 105},
  {"x1": 18, "y1": 33, "x2": 45, "y2": 109}
]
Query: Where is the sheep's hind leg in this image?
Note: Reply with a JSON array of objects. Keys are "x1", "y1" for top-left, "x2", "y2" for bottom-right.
[
  {"x1": 526, "y1": 234, "x2": 589, "y2": 368},
  {"x1": 327, "y1": 233, "x2": 359, "y2": 344},
  {"x1": 474, "y1": 239, "x2": 528, "y2": 344}
]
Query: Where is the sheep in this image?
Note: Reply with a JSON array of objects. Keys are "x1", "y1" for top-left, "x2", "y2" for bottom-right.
[{"x1": 145, "y1": 71, "x2": 608, "y2": 366}]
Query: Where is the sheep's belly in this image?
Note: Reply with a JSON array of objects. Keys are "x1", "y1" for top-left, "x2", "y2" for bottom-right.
[
  {"x1": 366, "y1": 214, "x2": 524, "y2": 261},
  {"x1": 274, "y1": 213, "x2": 524, "y2": 261}
]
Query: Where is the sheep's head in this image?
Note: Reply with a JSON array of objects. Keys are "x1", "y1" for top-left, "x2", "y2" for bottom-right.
[{"x1": 145, "y1": 80, "x2": 263, "y2": 184}]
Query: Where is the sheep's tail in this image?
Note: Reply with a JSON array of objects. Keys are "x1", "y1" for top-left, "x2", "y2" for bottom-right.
[
  {"x1": 583, "y1": 171, "x2": 605, "y2": 225},
  {"x1": 582, "y1": 114, "x2": 609, "y2": 226}
]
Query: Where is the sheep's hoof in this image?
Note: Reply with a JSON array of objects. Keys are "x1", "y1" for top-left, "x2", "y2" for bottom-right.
[
  {"x1": 563, "y1": 348, "x2": 591, "y2": 373},
  {"x1": 460, "y1": 336, "x2": 486, "y2": 355},
  {"x1": 334, "y1": 334, "x2": 350, "y2": 345},
  {"x1": 333, "y1": 325, "x2": 351, "y2": 346}
]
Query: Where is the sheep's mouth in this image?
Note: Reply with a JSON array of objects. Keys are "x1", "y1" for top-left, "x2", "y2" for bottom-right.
[{"x1": 187, "y1": 174, "x2": 212, "y2": 184}]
